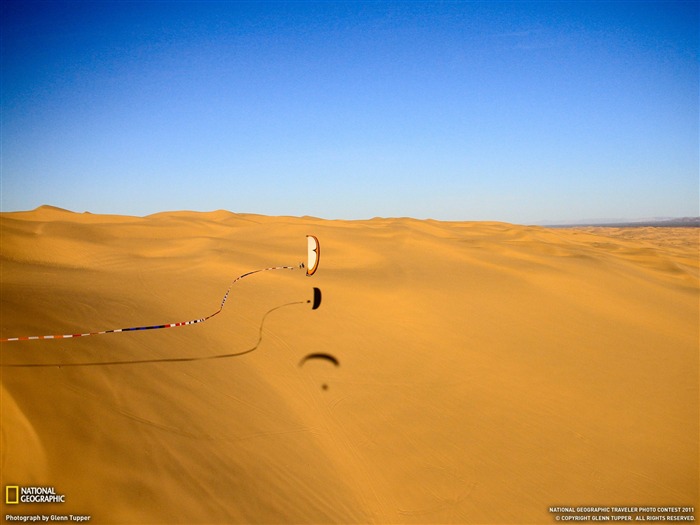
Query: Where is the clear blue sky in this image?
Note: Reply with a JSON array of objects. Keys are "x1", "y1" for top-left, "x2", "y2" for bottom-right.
[{"x1": 1, "y1": 1, "x2": 697, "y2": 223}]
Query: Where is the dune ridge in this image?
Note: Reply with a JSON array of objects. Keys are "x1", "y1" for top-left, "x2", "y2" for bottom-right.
[{"x1": 1, "y1": 208, "x2": 697, "y2": 523}]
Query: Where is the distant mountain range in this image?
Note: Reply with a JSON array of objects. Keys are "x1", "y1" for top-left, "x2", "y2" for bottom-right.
[{"x1": 539, "y1": 217, "x2": 700, "y2": 227}]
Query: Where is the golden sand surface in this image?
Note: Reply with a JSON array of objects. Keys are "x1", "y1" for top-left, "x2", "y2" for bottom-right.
[{"x1": 1, "y1": 206, "x2": 698, "y2": 523}]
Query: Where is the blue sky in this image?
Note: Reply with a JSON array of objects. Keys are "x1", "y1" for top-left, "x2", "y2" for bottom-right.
[{"x1": 1, "y1": 1, "x2": 697, "y2": 223}]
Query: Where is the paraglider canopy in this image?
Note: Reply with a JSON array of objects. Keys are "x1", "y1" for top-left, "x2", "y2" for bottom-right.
[
  {"x1": 306, "y1": 235, "x2": 320, "y2": 276},
  {"x1": 311, "y1": 287, "x2": 322, "y2": 310}
]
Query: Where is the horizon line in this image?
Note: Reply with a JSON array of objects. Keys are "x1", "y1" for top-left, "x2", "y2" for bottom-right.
[{"x1": 1, "y1": 204, "x2": 699, "y2": 228}]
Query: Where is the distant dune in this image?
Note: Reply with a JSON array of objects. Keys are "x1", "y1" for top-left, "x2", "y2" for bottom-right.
[
  {"x1": 543, "y1": 216, "x2": 700, "y2": 228},
  {"x1": 1, "y1": 207, "x2": 698, "y2": 523}
]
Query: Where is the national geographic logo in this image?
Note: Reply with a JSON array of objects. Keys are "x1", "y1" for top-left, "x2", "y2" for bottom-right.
[
  {"x1": 5, "y1": 486, "x2": 18, "y2": 505},
  {"x1": 5, "y1": 486, "x2": 66, "y2": 504}
]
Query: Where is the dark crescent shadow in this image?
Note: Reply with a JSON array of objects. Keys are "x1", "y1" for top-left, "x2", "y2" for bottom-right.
[
  {"x1": 1, "y1": 301, "x2": 305, "y2": 368},
  {"x1": 298, "y1": 352, "x2": 339, "y2": 367}
]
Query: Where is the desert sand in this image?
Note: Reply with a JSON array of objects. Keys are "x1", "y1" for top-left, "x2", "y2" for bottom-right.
[{"x1": 1, "y1": 205, "x2": 698, "y2": 524}]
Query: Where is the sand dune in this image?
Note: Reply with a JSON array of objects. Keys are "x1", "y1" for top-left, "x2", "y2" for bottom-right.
[{"x1": 1, "y1": 206, "x2": 698, "y2": 523}]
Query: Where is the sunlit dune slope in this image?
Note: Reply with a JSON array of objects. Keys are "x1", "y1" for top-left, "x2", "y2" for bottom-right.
[{"x1": 1, "y1": 206, "x2": 698, "y2": 523}]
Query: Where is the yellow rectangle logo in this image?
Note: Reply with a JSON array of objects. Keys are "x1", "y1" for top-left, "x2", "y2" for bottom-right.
[{"x1": 6, "y1": 485, "x2": 19, "y2": 504}]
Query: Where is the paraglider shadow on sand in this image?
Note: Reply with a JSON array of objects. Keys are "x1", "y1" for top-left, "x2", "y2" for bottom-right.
[
  {"x1": 1, "y1": 294, "x2": 320, "y2": 369},
  {"x1": 298, "y1": 352, "x2": 340, "y2": 391}
]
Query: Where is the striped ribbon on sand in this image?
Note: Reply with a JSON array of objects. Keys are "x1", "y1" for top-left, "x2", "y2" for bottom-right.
[{"x1": 1, "y1": 266, "x2": 296, "y2": 342}]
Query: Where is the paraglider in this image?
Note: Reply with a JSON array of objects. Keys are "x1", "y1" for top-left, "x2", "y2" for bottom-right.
[
  {"x1": 306, "y1": 235, "x2": 320, "y2": 276},
  {"x1": 310, "y1": 287, "x2": 322, "y2": 310}
]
